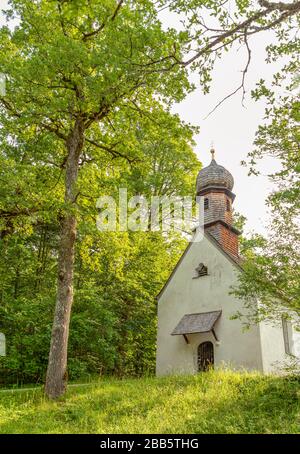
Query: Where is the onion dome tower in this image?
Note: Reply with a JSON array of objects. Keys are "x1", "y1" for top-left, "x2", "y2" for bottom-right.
[{"x1": 196, "y1": 148, "x2": 240, "y2": 258}]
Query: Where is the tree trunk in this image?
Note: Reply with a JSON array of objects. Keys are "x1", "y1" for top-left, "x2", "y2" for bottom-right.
[{"x1": 45, "y1": 119, "x2": 84, "y2": 399}]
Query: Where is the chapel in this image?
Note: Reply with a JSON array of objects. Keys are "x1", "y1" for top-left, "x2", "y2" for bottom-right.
[{"x1": 156, "y1": 149, "x2": 299, "y2": 375}]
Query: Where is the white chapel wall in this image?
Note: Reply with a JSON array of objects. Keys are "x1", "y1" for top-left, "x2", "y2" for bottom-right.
[{"x1": 156, "y1": 235, "x2": 264, "y2": 376}]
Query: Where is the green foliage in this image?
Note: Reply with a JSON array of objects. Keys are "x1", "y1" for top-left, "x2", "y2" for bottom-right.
[
  {"x1": 0, "y1": 0, "x2": 196, "y2": 243},
  {"x1": 0, "y1": 224, "x2": 187, "y2": 384},
  {"x1": 1, "y1": 0, "x2": 299, "y2": 388},
  {"x1": 0, "y1": 370, "x2": 299, "y2": 434},
  {"x1": 234, "y1": 69, "x2": 300, "y2": 327},
  {"x1": 0, "y1": 1, "x2": 201, "y2": 386},
  {"x1": 232, "y1": 211, "x2": 267, "y2": 259},
  {"x1": 0, "y1": 111, "x2": 195, "y2": 385}
]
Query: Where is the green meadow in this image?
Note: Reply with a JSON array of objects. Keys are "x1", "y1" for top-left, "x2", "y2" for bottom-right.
[{"x1": 0, "y1": 370, "x2": 299, "y2": 434}]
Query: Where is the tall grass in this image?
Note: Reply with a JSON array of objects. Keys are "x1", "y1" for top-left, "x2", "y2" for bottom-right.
[{"x1": 0, "y1": 370, "x2": 299, "y2": 434}]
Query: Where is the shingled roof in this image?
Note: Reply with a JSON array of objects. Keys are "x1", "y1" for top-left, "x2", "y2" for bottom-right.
[
  {"x1": 196, "y1": 158, "x2": 234, "y2": 195},
  {"x1": 171, "y1": 310, "x2": 222, "y2": 336}
]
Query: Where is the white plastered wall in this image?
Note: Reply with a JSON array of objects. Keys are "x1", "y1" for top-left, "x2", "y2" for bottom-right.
[{"x1": 156, "y1": 234, "x2": 287, "y2": 376}]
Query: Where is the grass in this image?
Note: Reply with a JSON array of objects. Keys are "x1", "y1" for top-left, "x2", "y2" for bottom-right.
[{"x1": 0, "y1": 370, "x2": 299, "y2": 434}]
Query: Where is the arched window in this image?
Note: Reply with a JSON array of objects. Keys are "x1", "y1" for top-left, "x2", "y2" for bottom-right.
[
  {"x1": 226, "y1": 198, "x2": 231, "y2": 211},
  {"x1": 204, "y1": 198, "x2": 209, "y2": 210},
  {"x1": 197, "y1": 341, "x2": 214, "y2": 372}
]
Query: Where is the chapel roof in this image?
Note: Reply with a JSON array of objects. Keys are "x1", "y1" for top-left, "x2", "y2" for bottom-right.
[{"x1": 196, "y1": 148, "x2": 234, "y2": 194}]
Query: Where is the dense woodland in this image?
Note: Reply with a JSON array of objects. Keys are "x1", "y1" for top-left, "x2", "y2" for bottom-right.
[
  {"x1": 0, "y1": 1, "x2": 299, "y2": 394},
  {"x1": 0, "y1": 116, "x2": 199, "y2": 385}
]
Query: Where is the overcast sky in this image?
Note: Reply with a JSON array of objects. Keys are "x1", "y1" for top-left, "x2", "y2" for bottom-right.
[
  {"x1": 174, "y1": 37, "x2": 281, "y2": 236},
  {"x1": 158, "y1": 8, "x2": 285, "y2": 236},
  {"x1": 0, "y1": 1, "x2": 284, "y2": 236}
]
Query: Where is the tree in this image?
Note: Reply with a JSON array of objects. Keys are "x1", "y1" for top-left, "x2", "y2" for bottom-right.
[
  {"x1": 0, "y1": 111, "x2": 195, "y2": 385},
  {"x1": 0, "y1": 0, "x2": 192, "y2": 398},
  {"x1": 233, "y1": 72, "x2": 300, "y2": 328},
  {"x1": 1, "y1": 0, "x2": 299, "y2": 398}
]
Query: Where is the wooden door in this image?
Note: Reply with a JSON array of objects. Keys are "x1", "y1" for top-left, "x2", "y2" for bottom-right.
[{"x1": 197, "y1": 341, "x2": 214, "y2": 372}]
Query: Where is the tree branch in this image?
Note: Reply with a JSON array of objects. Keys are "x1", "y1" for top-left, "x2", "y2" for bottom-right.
[
  {"x1": 82, "y1": 0, "x2": 124, "y2": 41},
  {"x1": 181, "y1": 1, "x2": 300, "y2": 67},
  {"x1": 204, "y1": 30, "x2": 252, "y2": 118},
  {"x1": 85, "y1": 137, "x2": 137, "y2": 163}
]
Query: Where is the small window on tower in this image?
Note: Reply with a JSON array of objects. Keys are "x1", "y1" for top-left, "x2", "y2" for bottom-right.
[
  {"x1": 204, "y1": 198, "x2": 209, "y2": 210},
  {"x1": 226, "y1": 198, "x2": 231, "y2": 211}
]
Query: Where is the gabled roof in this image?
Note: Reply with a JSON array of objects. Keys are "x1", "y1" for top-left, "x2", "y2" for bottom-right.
[{"x1": 157, "y1": 231, "x2": 243, "y2": 301}]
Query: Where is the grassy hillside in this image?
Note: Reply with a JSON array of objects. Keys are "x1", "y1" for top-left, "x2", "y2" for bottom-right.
[{"x1": 0, "y1": 370, "x2": 299, "y2": 434}]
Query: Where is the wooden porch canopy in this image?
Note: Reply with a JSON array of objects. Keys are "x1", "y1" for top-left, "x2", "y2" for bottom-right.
[{"x1": 171, "y1": 310, "x2": 221, "y2": 344}]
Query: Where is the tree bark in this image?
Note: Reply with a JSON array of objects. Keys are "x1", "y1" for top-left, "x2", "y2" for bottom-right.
[{"x1": 45, "y1": 119, "x2": 84, "y2": 399}]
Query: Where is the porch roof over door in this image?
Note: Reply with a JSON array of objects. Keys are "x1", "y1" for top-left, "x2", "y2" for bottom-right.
[{"x1": 171, "y1": 310, "x2": 221, "y2": 336}]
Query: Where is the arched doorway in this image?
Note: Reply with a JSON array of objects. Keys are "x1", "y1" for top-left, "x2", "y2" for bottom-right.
[{"x1": 197, "y1": 341, "x2": 214, "y2": 372}]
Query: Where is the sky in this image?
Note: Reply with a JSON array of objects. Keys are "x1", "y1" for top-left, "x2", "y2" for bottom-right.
[
  {"x1": 0, "y1": 1, "x2": 285, "y2": 236},
  {"x1": 158, "y1": 7, "x2": 285, "y2": 236},
  {"x1": 173, "y1": 35, "x2": 281, "y2": 236}
]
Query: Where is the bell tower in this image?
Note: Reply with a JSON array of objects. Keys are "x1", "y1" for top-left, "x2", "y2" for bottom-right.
[{"x1": 196, "y1": 148, "x2": 240, "y2": 259}]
